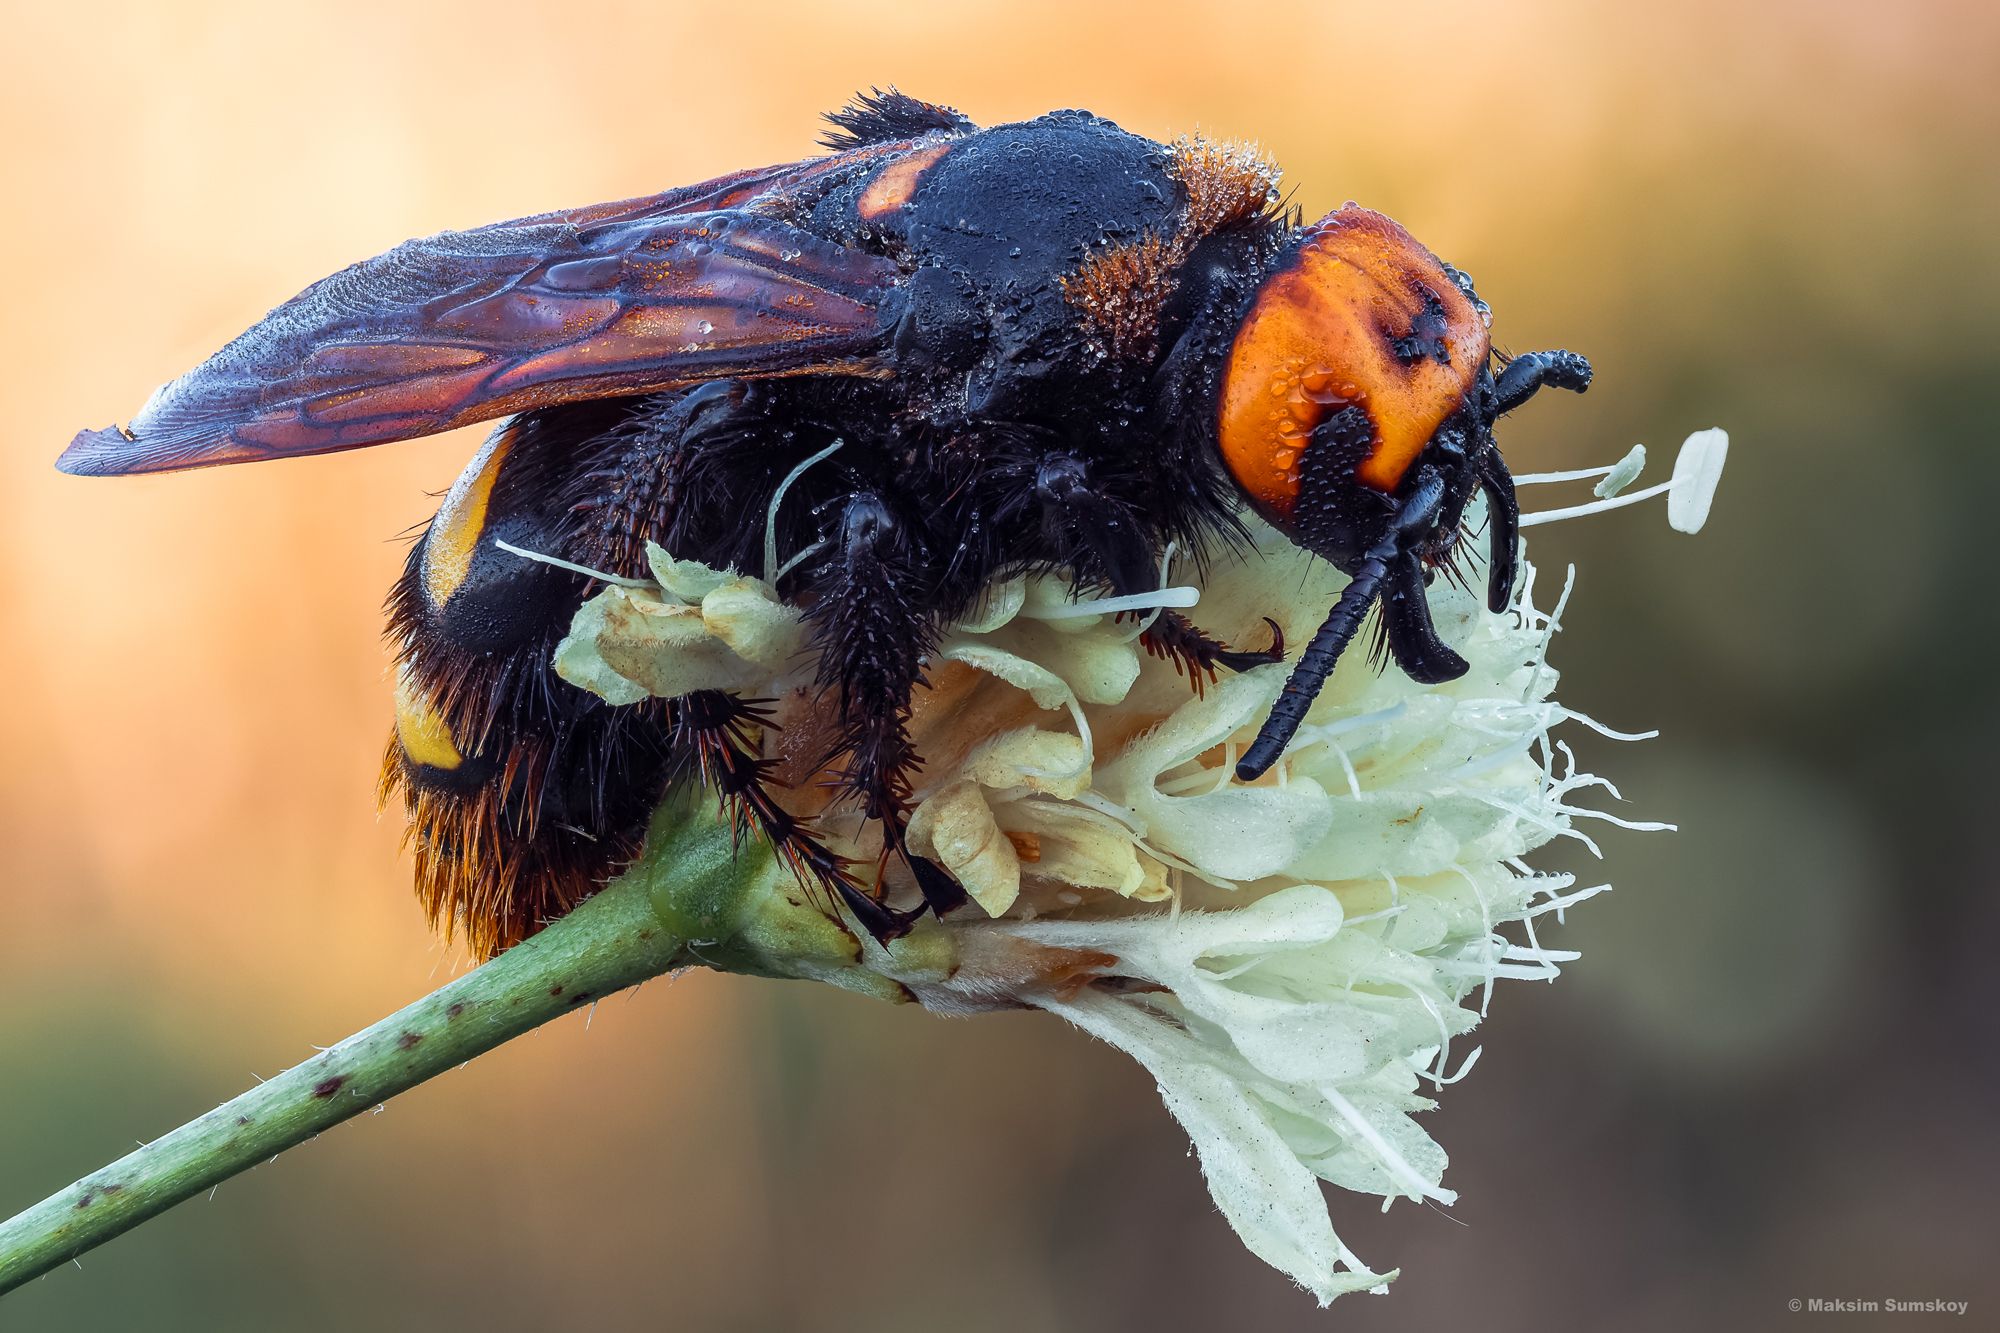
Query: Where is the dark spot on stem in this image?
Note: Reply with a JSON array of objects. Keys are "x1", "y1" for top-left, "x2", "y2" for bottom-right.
[
  {"x1": 397, "y1": 1031, "x2": 424, "y2": 1050},
  {"x1": 567, "y1": 991, "x2": 594, "y2": 1006},
  {"x1": 446, "y1": 1002, "x2": 466, "y2": 1020},
  {"x1": 236, "y1": 1115, "x2": 253, "y2": 1126},
  {"x1": 548, "y1": 984, "x2": 565, "y2": 997},
  {"x1": 71, "y1": 1182, "x2": 121, "y2": 1210},
  {"x1": 311, "y1": 1074, "x2": 348, "y2": 1099}
]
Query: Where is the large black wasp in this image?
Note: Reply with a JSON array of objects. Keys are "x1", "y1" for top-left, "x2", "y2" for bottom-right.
[{"x1": 63, "y1": 91, "x2": 1589, "y2": 954}]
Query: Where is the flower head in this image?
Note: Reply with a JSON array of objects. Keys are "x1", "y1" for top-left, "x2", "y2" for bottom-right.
[{"x1": 549, "y1": 430, "x2": 1727, "y2": 1303}]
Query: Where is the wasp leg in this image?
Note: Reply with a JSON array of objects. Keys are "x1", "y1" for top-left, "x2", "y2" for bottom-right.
[
  {"x1": 672, "y1": 689, "x2": 917, "y2": 941},
  {"x1": 1141, "y1": 612, "x2": 1286, "y2": 692},
  {"x1": 1034, "y1": 453, "x2": 1155, "y2": 595},
  {"x1": 1491, "y1": 349, "x2": 1593, "y2": 416},
  {"x1": 1032, "y1": 452, "x2": 1283, "y2": 687},
  {"x1": 569, "y1": 381, "x2": 749, "y2": 575},
  {"x1": 810, "y1": 492, "x2": 967, "y2": 934}
]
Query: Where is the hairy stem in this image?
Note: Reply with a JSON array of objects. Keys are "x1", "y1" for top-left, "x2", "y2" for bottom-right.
[{"x1": 0, "y1": 876, "x2": 686, "y2": 1295}]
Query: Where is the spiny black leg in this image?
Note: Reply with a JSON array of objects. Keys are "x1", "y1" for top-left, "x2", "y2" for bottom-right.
[
  {"x1": 1492, "y1": 349, "x2": 1592, "y2": 416},
  {"x1": 1032, "y1": 450, "x2": 1283, "y2": 686},
  {"x1": 1236, "y1": 466, "x2": 1449, "y2": 782},
  {"x1": 1478, "y1": 447, "x2": 1520, "y2": 612},
  {"x1": 572, "y1": 380, "x2": 762, "y2": 576},
  {"x1": 1142, "y1": 612, "x2": 1285, "y2": 691},
  {"x1": 1381, "y1": 552, "x2": 1470, "y2": 684},
  {"x1": 811, "y1": 492, "x2": 967, "y2": 929},
  {"x1": 673, "y1": 690, "x2": 915, "y2": 941}
]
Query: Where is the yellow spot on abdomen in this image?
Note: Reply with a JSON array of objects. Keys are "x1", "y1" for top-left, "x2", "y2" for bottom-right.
[
  {"x1": 422, "y1": 425, "x2": 514, "y2": 609},
  {"x1": 394, "y1": 668, "x2": 463, "y2": 772}
]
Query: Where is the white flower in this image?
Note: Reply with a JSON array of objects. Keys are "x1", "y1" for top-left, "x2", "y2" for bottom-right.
[{"x1": 550, "y1": 430, "x2": 1728, "y2": 1305}]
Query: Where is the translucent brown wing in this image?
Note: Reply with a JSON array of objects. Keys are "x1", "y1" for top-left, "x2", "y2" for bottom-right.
[{"x1": 59, "y1": 155, "x2": 908, "y2": 476}]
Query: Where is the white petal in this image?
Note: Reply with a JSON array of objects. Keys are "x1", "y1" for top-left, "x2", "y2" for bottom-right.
[
  {"x1": 552, "y1": 591, "x2": 656, "y2": 706},
  {"x1": 906, "y1": 781, "x2": 1021, "y2": 916},
  {"x1": 581, "y1": 589, "x2": 771, "y2": 698},
  {"x1": 939, "y1": 641, "x2": 1079, "y2": 713},
  {"x1": 1098, "y1": 665, "x2": 1286, "y2": 792},
  {"x1": 959, "y1": 618, "x2": 1143, "y2": 707},
  {"x1": 643, "y1": 542, "x2": 734, "y2": 602},
  {"x1": 1003, "y1": 799, "x2": 1160, "y2": 899},
  {"x1": 1155, "y1": 783, "x2": 1335, "y2": 882},
  {"x1": 1044, "y1": 989, "x2": 1392, "y2": 1304},
  {"x1": 957, "y1": 726, "x2": 1091, "y2": 798},
  {"x1": 1092, "y1": 670, "x2": 1335, "y2": 881},
  {"x1": 954, "y1": 576, "x2": 1028, "y2": 634},
  {"x1": 696, "y1": 576, "x2": 808, "y2": 670}
]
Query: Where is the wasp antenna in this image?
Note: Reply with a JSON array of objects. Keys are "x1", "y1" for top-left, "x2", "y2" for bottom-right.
[
  {"x1": 1235, "y1": 558, "x2": 1391, "y2": 781},
  {"x1": 1236, "y1": 467, "x2": 1453, "y2": 781},
  {"x1": 1490, "y1": 349, "x2": 1593, "y2": 417}
]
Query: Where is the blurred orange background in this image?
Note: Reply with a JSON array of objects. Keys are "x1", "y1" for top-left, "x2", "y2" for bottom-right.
[{"x1": 3, "y1": 0, "x2": 1996, "y2": 1328}]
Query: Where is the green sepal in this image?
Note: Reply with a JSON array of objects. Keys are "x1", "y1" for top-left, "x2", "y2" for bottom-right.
[{"x1": 622, "y1": 790, "x2": 960, "y2": 1005}]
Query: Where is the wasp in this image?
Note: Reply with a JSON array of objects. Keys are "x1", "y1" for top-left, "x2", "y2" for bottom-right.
[{"x1": 63, "y1": 91, "x2": 1590, "y2": 956}]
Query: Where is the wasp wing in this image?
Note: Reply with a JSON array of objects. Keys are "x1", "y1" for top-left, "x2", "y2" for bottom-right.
[{"x1": 60, "y1": 166, "x2": 906, "y2": 476}]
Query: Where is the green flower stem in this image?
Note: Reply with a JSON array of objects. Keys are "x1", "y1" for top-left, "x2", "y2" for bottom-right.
[{"x1": 0, "y1": 873, "x2": 687, "y2": 1296}]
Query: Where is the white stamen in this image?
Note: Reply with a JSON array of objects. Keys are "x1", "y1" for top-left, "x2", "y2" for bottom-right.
[
  {"x1": 763, "y1": 438, "x2": 845, "y2": 580},
  {"x1": 1594, "y1": 444, "x2": 1648, "y2": 498},
  {"x1": 1525, "y1": 883, "x2": 1612, "y2": 922},
  {"x1": 493, "y1": 540, "x2": 650, "y2": 588},
  {"x1": 772, "y1": 538, "x2": 827, "y2": 583},
  {"x1": 1523, "y1": 565, "x2": 1576, "y2": 703},
  {"x1": 1426, "y1": 1045, "x2": 1483, "y2": 1087},
  {"x1": 1321, "y1": 1084, "x2": 1456, "y2": 1205},
  {"x1": 1118, "y1": 541, "x2": 1182, "y2": 642},
  {"x1": 1032, "y1": 585, "x2": 1202, "y2": 619},
  {"x1": 1514, "y1": 464, "x2": 1618, "y2": 485},
  {"x1": 1519, "y1": 430, "x2": 1728, "y2": 531},
  {"x1": 1518, "y1": 479, "x2": 1673, "y2": 526},
  {"x1": 1557, "y1": 707, "x2": 1660, "y2": 743},
  {"x1": 1512, "y1": 443, "x2": 1646, "y2": 491}
]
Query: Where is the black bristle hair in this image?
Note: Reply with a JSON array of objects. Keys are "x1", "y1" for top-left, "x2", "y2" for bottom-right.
[{"x1": 819, "y1": 87, "x2": 974, "y2": 151}]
